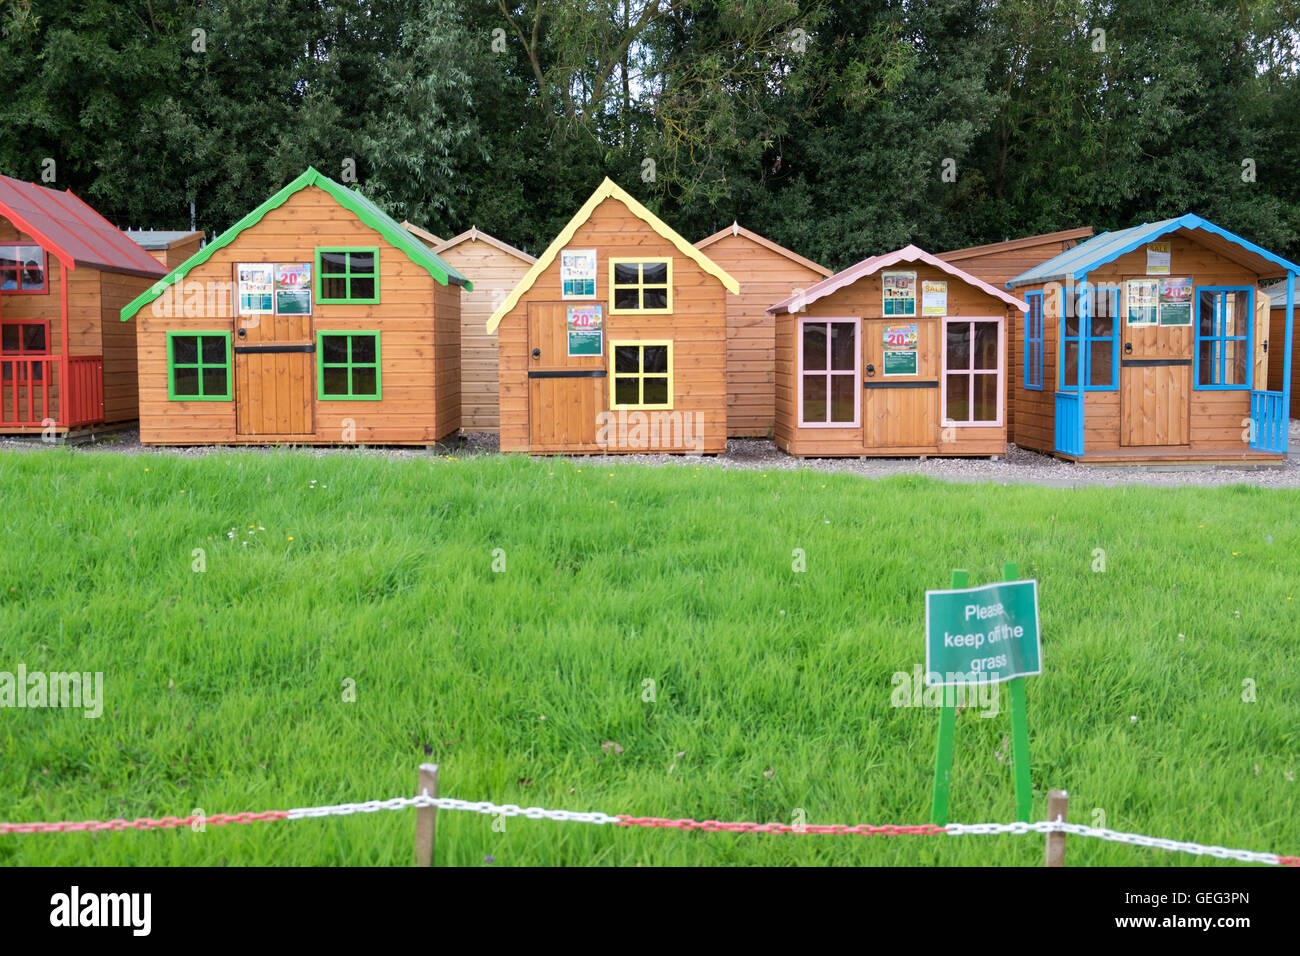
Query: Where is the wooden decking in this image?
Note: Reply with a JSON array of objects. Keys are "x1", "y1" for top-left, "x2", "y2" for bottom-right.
[{"x1": 1061, "y1": 447, "x2": 1287, "y2": 467}]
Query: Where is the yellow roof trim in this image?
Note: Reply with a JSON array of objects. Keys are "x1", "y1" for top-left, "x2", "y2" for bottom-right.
[{"x1": 485, "y1": 178, "x2": 738, "y2": 333}]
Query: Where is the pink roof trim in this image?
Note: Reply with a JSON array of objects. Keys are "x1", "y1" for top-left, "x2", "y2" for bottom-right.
[
  {"x1": 0, "y1": 174, "x2": 166, "y2": 278},
  {"x1": 767, "y1": 243, "x2": 1028, "y2": 315}
]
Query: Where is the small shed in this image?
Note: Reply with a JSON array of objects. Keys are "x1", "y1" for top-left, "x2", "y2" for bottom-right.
[
  {"x1": 0, "y1": 174, "x2": 166, "y2": 434},
  {"x1": 121, "y1": 167, "x2": 470, "y2": 445},
  {"x1": 767, "y1": 245, "x2": 1027, "y2": 457},
  {"x1": 126, "y1": 230, "x2": 206, "y2": 270},
  {"x1": 1261, "y1": 279, "x2": 1300, "y2": 420},
  {"x1": 694, "y1": 223, "x2": 830, "y2": 438},
  {"x1": 1005, "y1": 214, "x2": 1296, "y2": 461},
  {"x1": 405, "y1": 223, "x2": 535, "y2": 433},
  {"x1": 487, "y1": 178, "x2": 738, "y2": 454}
]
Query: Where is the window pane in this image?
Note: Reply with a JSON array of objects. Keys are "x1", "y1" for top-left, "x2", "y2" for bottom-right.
[
  {"x1": 642, "y1": 262, "x2": 668, "y2": 284},
  {"x1": 973, "y1": 322, "x2": 998, "y2": 370},
  {"x1": 0, "y1": 248, "x2": 17, "y2": 268},
  {"x1": 1, "y1": 325, "x2": 17, "y2": 351},
  {"x1": 349, "y1": 277, "x2": 376, "y2": 300},
  {"x1": 1089, "y1": 340, "x2": 1113, "y2": 387},
  {"x1": 1090, "y1": 315, "x2": 1113, "y2": 339},
  {"x1": 323, "y1": 366, "x2": 350, "y2": 395},
  {"x1": 322, "y1": 275, "x2": 348, "y2": 300},
  {"x1": 830, "y1": 374, "x2": 856, "y2": 422},
  {"x1": 614, "y1": 288, "x2": 639, "y2": 309},
  {"x1": 946, "y1": 373, "x2": 969, "y2": 422},
  {"x1": 351, "y1": 367, "x2": 378, "y2": 396},
  {"x1": 614, "y1": 262, "x2": 639, "y2": 285},
  {"x1": 642, "y1": 345, "x2": 668, "y2": 373},
  {"x1": 1062, "y1": 341, "x2": 1079, "y2": 387},
  {"x1": 201, "y1": 336, "x2": 225, "y2": 364},
  {"x1": 321, "y1": 252, "x2": 350, "y2": 273},
  {"x1": 322, "y1": 335, "x2": 349, "y2": 364},
  {"x1": 1198, "y1": 292, "x2": 1215, "y2": 335},
  {"x1": 642, "y1": 288, "x2": 667, "y2": 309},
  {"x1": 1064, "y1": 313, "x2": 1079, "y2": 338},
  {"x1": 22, "y1": 324, "x2": 46, "y2": 352},
  {"x1": 947, "y1": 323, "x2": 970, "y2": 370},
  {"x1": 19, "y1": 248, "x2": 44, "y2": 290},
  {"x1": 1225, "y1": 340, "x2": 1247, "y2": 385},
  {"x1": 348, "y1": 251, "x2": 375, "y2": 274},
  {"x1": 1224, "y1": 292, "x2": 1247, "y2": 336},
  {"x1": 173, "y1": 366, "x2": 199, "y2": 396},
  {"x1": 830, "y1": 322, "x2": 856, "y2": 371},
  {"x1": 642, "y1": 376, "x2": 668, "y2": 405},
  {"x1": 972, "y1": 373, "x2": 997, "y2": 421},
  {"x1": 802, "y1": 374, "x2": 827, "y2": 422},
  {"x1": 802, "y1": 323, "x2": 827, "y2": 371},
  {"x1": 614, "y1": 346, "x2": 641, "y2": 373},
  {"x1": 614, "y1": 376, "x2": 639, "y2": 405},
  {"x1": 350, "y1": 335, "x2": 376, "y2": 364},
  {"x1": 202, "y1": 367, "x2": 227, "y2": 397},
  {"x1": 172, "y1": 336, "x2": 198, "y2": 364}
]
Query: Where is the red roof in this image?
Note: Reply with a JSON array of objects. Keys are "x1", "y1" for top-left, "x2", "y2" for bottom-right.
[
  {"x1": 0, "y1": 174, "x2": 166, "y2": 279},
  {"x1": 767, "y1": 244, "x2": 1028, "y2": 315}
]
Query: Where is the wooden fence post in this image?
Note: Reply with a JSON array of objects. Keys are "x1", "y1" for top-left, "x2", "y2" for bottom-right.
[
  {"x1": 1045, "y1": 789, "x2": 1068, "y2": 867},
  {"x1": 414, "y1": 763, "x2": 439, "y2": 867}
]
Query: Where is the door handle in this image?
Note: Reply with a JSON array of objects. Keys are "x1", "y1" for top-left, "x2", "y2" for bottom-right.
[
  {"x1": 865, "y1": 363, "x2": 876, "y2": 377},
  {"x1": 1123, "y1": 342, "x2": 1132, "y2": 354},
  {"x1": 1263, "y1": 339, "x2": 1268, "y2": 354},
  {"x1": 531, "y1": 348, "x2": 541, "y2": 359}
]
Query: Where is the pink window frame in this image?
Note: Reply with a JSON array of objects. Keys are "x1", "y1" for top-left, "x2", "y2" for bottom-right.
[
  {"x1": 940, "y1": 316, "x2": 1004, "y2": 428},
  {"x1": 797, "y1": 316, "x2": 861, "y2": 428},
  {"x1": 0, "y1": 244, "x2": 50, "y2": 295}
]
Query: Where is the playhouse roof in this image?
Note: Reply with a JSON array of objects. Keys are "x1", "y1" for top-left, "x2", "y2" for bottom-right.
[
  {"x1": 767, "y1": 244, "x2": 1028, "y2": 315},
  {"x1": 485, "y1": 178, "x2": 739, "y2": 333},
  {"x1": 936, "y1": 227, "x2": 1094, "y2": 263},
  {"x1": 0, "y1": 174, "x2": 167, "y2": 280},
  {"x1": 124, "y1": 229, "x2": 205, "y2": 251},
  {"x1": 434, "y1": 225, "x2": 535, "y2": 264},
  {"x1": 694, "y1": 222, "x2": 831, "y2": 277},
  {"x1": 121, "y1": 168, "x2": 470, "y2": 321},
  {"x1": 1007, "y1": 214, "x2": 1300, "y2": 288}
]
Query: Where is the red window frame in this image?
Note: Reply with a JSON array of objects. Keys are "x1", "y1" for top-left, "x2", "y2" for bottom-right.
[
  {"x1": 0, "y1": 244, "x2": 49, "y2": 294},
  {"x1": 1, "y1": 319, "x2": 51, "y2": 382}
]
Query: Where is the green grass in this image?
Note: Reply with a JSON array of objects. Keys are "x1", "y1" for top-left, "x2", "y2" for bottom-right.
[{"x1": 0, "y1": 448, "x2": 1297, "y2": 866}]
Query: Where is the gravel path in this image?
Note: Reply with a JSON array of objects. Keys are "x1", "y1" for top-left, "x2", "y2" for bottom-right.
[{"x1": 3, "y1": 422, "x2": 1298, "y2": 489}]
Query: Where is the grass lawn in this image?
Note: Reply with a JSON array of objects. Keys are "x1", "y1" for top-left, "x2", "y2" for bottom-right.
[{"x1": 0, "y1": 448, "x2": 1297, "y2": 866}]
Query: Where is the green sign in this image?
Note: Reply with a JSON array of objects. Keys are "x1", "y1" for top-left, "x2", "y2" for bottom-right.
[
  {"x1": 567, "y1": 304, "x2": 603, "y2": 356},
  {"x1": 883, "y1": 349, "x2": 918, "y2": 376},
  {"x1": 924, "y1": 579, "x2": 1041, "y2": 685}
]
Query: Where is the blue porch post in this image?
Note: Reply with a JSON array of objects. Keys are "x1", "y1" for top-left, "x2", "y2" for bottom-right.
[{"x1": 1286, "y1": 273, "x2": 1295, "y2": 453}]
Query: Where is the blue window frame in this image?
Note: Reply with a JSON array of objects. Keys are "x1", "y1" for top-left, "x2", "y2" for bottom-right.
[
  {"x1": 1195, "y1": 287, "x2": 1252, "y2": 389},
  {"x1": 1082, "y1": 283, "x2": 1118, "y2": 391},
  {"x1": 1024, "y1": 291, "x2": 1044, "y2": 389}
]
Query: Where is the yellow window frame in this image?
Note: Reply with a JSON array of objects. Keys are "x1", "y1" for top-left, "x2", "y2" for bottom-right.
[
  {"x1": 608, "y1": 257, "x2": 673, "y2": 314},
  {"x1": 608, "y1": 340, "x2": 674, "y2": 410}
]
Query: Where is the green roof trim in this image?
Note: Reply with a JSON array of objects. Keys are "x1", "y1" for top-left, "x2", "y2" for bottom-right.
[{"x1": 121, "y1": 167, "x2": 470, "y2": 321}]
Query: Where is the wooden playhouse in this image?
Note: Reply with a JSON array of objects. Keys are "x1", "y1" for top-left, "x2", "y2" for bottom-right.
[
  {"x1": 694, "y1": 223, "x2": 830, "y2": 438},
  {"x1": 487, "y1": 179, "x2": 739, "y2": 455},
  {"x1": 405, "y1": 223, "x2": 536, "y2": 433},
  {"x1": 121, "y1": 167, "x2": 470, "y2": 445},
  {"x1": 126, "y1": 230, "x2": 206, "y2": 270},
  {"x1": 767, "y1": 245, "x2": 1028, "y2": 457},
  {"x1": 1005, "y1": 214, "x2": 1296, "y2": 462},
  {"x1": 0, "y1": 174, "x2": 167, "y2": 434}
]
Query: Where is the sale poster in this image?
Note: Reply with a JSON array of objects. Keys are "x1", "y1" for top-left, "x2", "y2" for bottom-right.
[
  {"x1": 1126, "y1": 279, "x2": 1158, "y2": 326},
  {"x1": 1146, "y1": 242, "x2": 1171, "y2": 275},
  {"x1": 275, "y1": 263, "x2": 312, "y2": 315},
  {"x1": 883, "y1": 322, "x2": 919, "y2": 375},
  {"x1": 1158, "y1": 277, "x2": 1193, "y2": 326},
  {"x1": 561, "y1": 249, "x2": 597, "y2": 299},
  {"x1": 237, "y1": 263, "x2": 274, "y2": 315},
  {"x1": 882, "y1": 271, "x2": 917, "y2": 317},
  {"x1": 567, "y1": 304, "x2": 603, "y2": 356},
  {"x1": 921, "y1": 280, "x2": 948, "y2": 316}
]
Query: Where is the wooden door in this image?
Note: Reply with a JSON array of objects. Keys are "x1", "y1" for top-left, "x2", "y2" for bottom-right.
[
  {"x1": 235, "y1": 312, "x2": 314, "y2": 437},
  {"x1": 861, "y1": 318, "x2": 939, "y2": 449},
  {"x1": 1119, "y1": 284, "x2": 1190, "y2": 446},
  {"x1": 527, "y1": 302, "x2": 602, "y2": 451}
]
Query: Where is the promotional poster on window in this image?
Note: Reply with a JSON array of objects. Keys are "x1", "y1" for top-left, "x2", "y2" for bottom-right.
[
  {"x1": 236, "y1": 263, "x2": 274, "y2": 315},
  {"x1": 275, "y1": 263, "x2": 312, "y2": 315},
  {"x1": 882, "y1": 271, "x2": 917, "y2": 317},
  {"x1": 567, "y1": 304, "x2": 603, "y2": 356},
  {"x1": 883, "y1": 322, "x2": 919, "y2": 375},
  {"x1": 1158, "y1": 277, "x2": 1193, "y2": 325},
  {"x1": 561, "y1": 249, "x2": 597, "y2": 298}
]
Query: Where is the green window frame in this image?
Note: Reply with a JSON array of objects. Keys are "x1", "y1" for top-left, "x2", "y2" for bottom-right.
[
  {"x1": 315, "y1": 247, "x2": 380, "y2": 304},
  {"x1": 166, "y1": 331, "x2": 231, "y2": 401},
  {"x1": 317, "y1": 331, "x2": 382, "y2": 400}
]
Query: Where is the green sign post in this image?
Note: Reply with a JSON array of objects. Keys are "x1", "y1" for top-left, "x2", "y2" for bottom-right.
[{"x1": 927, "y1": 563, "x2": 1040, "y2": 826}]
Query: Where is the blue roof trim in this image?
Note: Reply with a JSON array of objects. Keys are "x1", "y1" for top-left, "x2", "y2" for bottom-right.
[{"x1": 1007, "y1": 214, "x2": 1300, "y2": 287}]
